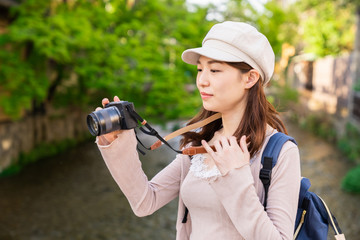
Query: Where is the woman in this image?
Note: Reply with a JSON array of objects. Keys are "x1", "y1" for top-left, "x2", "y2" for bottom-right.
[{"x1": 96, "y1": 21, "x2": 301, "y2": 239}]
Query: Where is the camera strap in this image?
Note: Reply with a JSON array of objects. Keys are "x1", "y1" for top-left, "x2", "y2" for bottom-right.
[
  {"x1": 127, "y1": 105, "x2": 222, "y2": 156},
  {"x1": 150, "y1": 113, "x2": 221, "y2": 155},
  {"x1": 127, "y1": 106, "x2": 183, "y2": 154}
]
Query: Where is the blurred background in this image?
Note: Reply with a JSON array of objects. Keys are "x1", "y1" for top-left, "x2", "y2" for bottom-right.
[{"x1": 0, "y1": 0, "x2": 359, "y2": 239}]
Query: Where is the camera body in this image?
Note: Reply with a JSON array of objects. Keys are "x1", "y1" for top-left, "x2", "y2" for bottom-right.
[
  {"x1": 105, "y1": 101, "x2": 138, "y2": 130},
  {"x1": 87, "y1": 101, "x2": 138, "y2": 136}
]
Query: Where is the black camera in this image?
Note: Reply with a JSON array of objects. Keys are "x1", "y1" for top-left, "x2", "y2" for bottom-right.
[{"x1": 87, "y1": 101, "x2": 138, "y2": 136}]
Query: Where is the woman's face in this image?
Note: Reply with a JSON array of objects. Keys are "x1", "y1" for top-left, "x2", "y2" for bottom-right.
[{"x1": 196, "y1": 56, "x2": 249, "y2": 114}]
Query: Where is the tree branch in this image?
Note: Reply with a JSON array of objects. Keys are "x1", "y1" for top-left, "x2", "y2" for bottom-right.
[{"x1": 0, "y1": 0, "x2": 19, "y2": 8}]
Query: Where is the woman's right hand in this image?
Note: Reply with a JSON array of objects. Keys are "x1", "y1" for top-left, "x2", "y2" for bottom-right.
[{"x1": 95, "y1": 96, "x2": 123, "y2": 144}]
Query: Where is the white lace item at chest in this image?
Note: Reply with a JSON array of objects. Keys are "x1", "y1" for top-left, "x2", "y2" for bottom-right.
[{"x1": 189, "y1": 154, "x2": 221, "y2": 179}]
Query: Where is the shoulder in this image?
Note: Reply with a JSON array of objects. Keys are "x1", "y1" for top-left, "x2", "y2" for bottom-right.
[
  {"x1": 266, "y1": 132, "x2": 300, "y2": 176},
  {"x1": 173, "y1": 153, "x2": 192, "y2": 172},
  {"x1": 264, "y1": 126, "x2": 299, "y2": 152},
  {"x1": 261, "y1": 126, "x2": 300, "y2": 166}
]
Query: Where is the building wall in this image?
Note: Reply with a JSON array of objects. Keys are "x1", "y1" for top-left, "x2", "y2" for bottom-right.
[{"x1": 287, "y1": 53, "x2": 359, "y2": 133}]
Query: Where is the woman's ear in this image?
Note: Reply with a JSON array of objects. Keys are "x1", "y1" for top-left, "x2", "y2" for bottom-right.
[{"x1": 245, "y1": 70, "x2": 260, "y2": 89}]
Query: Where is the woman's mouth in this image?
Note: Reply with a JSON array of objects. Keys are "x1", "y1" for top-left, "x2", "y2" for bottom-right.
[{"x1": 200, "y1": 92, "x2": 213, "y2": 99}]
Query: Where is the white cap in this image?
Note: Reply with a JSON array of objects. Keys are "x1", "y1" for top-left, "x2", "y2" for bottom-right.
[{"x1": 182, "y1": 21, "x2": 275, "y2": 86}]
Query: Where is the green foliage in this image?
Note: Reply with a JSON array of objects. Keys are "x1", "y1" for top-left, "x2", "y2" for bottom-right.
[
  {"x1": 267, "y1": 83, "x2": 299, "y2": 112},
  {"x1": 337, "y1": 123, "x2": 360, "y2": 163},
  {"x1": 299, "y1": 114, "x2": 337, "y2": 141},
  {"x1": 342, "y1": 165, "x2": 360, "y2": 193},
  {"x1": 256, "y1": 1, "x2": 299, "y2": 58},
  {"x1": 2, "y1": 0, "x2": 354, "y2": 122},
  {"x1": 0, "y1": 47, "x2": 48, "y2": 118},
  {"x1": 224, "y1": 0, "x2": 356, "y2": 61},
  {"x1": 354, "y1": 80, "x2": 360, "y2": 92},
  {"x1": 0, "y1": 0, "x2": 213, "y2": 120},
  {"x1": 225, "y1": 0, "x2": 356, "y2": 59},
  {"x1": 295, "y1": 0, "x2": 355, "y2": 57}
]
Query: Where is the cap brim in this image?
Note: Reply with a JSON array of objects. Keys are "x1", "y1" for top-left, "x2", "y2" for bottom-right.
[{"x1": 182, "y1": 46, "x2": 245, "y2": 65}]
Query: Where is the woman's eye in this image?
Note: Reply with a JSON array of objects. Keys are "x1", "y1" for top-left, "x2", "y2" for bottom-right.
[
  {"x1": 197, "y1": 69, "x2": 202, "y2": 72},
  {"x1": 211, "y1": 69, "x2": 220, "y2": 73}
]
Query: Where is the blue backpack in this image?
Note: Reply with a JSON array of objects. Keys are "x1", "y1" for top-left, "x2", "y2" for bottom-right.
[{"x1": 260, "y1": 132, "x2": 346, "y2": 240}]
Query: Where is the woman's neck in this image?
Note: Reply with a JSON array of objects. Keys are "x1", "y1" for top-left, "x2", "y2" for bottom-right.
[{"x1": 219, "y1": 107, "x2": 245, "y2": 137}]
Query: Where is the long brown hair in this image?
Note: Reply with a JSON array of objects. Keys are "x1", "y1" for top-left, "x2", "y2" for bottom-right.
[{"x1": 180, "y1": 62, "x2": 287, "y2": 158}]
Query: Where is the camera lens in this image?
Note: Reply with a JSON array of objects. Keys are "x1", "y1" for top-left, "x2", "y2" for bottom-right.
[
  {"x1": 87, "y1": 114, "x2": 100, "y2": 136},
  {"x1": 86, "y1": 107, "x2": 122, "y2": 136}
]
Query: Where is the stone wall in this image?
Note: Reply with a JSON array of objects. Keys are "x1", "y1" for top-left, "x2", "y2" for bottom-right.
[
  {"x1": 0, "y1": 109, "x2": 90, "y2": 172},
  {"x1": 287, "y1": 53, "x2": 359, "y2": 133}
]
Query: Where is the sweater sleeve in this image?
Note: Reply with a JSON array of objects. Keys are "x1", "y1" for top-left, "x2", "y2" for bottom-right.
[
  {"x1": 209, "y1": 141, "x2": 301, "y2": 240},
  {"x1": 96, "y1": 130, "x2": 185, "y2": 217}
]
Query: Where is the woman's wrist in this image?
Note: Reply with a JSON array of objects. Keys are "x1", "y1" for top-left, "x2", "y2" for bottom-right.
[
  {"x1": 220, "y1": 161, "x2": 250, "y2": 176},
  {"x1": 96, "y1": 134, "x2": 117, "y2": 146}
]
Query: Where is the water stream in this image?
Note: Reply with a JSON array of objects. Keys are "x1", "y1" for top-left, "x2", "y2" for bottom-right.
[{"x1": 0, "y1": 119, "x2": 359, "y2": 239}]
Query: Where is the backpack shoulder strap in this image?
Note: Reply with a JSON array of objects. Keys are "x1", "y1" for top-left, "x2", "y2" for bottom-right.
[{"x1": 260, "y1": 132, "x2": 297, "y2": 210}]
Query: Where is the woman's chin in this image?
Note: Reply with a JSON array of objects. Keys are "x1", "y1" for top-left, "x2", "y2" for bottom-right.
[{"x1": 202, "y1": 104, "x2": 218, "y2": 113}]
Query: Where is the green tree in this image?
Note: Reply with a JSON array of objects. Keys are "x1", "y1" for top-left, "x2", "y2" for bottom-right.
[
  {"x1": 0, "y1": 0, "x2": 212, "y2": 120},
  {"x1": 295, "y1": 0, "x2": 356, "y2": 57}
]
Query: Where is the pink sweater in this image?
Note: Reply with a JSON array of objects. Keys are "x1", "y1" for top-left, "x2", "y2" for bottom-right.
[{"x1": 97, "y1": 128, "x2": 301, "y2": 240}]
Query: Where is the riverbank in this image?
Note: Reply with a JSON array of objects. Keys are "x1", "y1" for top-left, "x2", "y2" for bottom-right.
[{"x1": 0, "y1": 119, "x2": 358, "y2": 239}]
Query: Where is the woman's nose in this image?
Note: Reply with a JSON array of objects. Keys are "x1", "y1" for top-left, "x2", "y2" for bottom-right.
[{"x1": 197, "y1": 71, "x2": 210, "y2": 87}]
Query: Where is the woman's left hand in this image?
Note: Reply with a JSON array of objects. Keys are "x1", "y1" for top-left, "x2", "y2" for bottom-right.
[{"x1": 201, "y1": 135, "x2": 250, "y2": 176}]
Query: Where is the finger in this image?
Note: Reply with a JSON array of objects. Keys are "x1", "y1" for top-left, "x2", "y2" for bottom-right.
[
  {"x1": 213, "y1": 139, "x2": 223, "y2": 152},
  {"x1": 102, "y1": 98, "x2": 109, "y2": 107},
  {"x1": 114, "y1": 96, "x2": 120, "y2": 102},
  {"x1": 201, "y1": 140, "x2": 215, "y2": 155},
  {"x1": 229, "y1": 136, "x2": 239, "y2": 147},
  {"x1": 220, "y1": 136, "x2": 230, "y2": 148}
]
